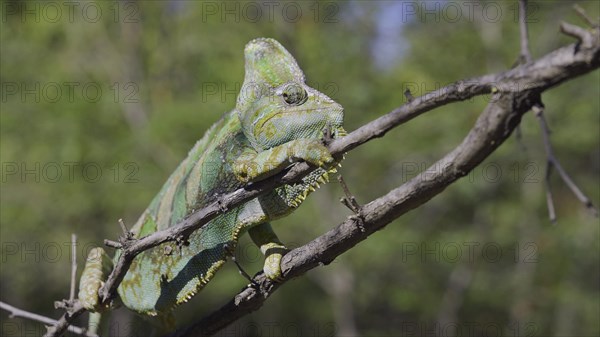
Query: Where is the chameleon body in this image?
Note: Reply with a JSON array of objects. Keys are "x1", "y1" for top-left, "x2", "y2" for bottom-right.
[{"x1": 78, "y1": 38, "x2": 345, "y2": 318}]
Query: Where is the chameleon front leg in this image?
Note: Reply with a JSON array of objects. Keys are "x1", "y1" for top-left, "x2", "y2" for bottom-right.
[
  {"x1": 249, "y1": 222, "x2": 288, "y2": 280},
  {"x1": 233, "y1": 139, "x2": 334, "y2": 183},
  {"x1": 79, "y1": 247, "x2": 113, "y2": 310}
]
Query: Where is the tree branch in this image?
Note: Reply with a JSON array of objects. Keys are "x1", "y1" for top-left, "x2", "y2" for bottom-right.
[
  {"x1": 45, "y1": 22, "x2": 599, "y2": 337},
  {"x1": 172, "y1": 28, "x2": 600, "y2": 337}
]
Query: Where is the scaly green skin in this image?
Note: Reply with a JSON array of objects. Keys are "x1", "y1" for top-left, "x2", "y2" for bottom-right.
[{"x1": 78, "y1": 38, "x2": 345, "y2": 318}]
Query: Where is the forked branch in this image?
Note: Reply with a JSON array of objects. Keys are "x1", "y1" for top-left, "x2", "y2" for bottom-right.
[{"x1": 41, "y1": 21, "x2": 599, "y2": 337}]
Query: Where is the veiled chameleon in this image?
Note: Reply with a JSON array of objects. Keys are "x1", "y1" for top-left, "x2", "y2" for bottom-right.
[{"x1": 78, "y1": 38, "x2": 345, "y2": 324}]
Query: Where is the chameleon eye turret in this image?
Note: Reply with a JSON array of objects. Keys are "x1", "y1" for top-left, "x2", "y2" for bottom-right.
[{"x1": 281, "y1": 82, "x2": 308, "y2": 106}]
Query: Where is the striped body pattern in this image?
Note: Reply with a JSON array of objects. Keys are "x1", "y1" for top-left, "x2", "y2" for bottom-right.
[{"x1": 78, "y1": 38, "x2": 345, "y2": 317}]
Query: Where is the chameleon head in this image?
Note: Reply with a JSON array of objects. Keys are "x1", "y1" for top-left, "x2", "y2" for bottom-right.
[{"x1": 236, "y1": 38, "x2": 345, "y2": 151}]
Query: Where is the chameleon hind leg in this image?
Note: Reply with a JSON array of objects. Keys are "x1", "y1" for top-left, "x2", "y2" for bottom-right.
[
  {"x1": 78, "y1": 247, "x2": 114, "y2": 333},
  {"x1": 249, "y1": 222, "x2": 288, "y2": 281}
]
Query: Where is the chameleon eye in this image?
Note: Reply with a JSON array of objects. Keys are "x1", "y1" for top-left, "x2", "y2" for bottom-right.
[{"x1": 281, "y1": 83, "x2": 308, "y2": 106}]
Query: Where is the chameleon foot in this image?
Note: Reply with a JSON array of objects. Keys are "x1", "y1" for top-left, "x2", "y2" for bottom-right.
[{"x1": 262, "y1": 243, "x2": 288, "y2": 282}]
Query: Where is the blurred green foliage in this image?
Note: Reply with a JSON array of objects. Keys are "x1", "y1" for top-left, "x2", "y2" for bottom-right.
[{"x1": 1, "y1": 1, "x2": 598, "y2": 336}]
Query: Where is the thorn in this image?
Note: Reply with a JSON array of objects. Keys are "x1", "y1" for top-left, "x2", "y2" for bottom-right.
[
  {"x1": 104, "y1": 239, "x2": 122, "y2": 249},
  {"x1": 118, "y1": 218, "x2": 128, "y2": 233},
  {"x1": 404, "y1": 88, "x2": 414, "y2": 102}
]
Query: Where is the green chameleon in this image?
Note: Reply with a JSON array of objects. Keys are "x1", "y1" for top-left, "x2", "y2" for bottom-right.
[{"x1": 78, "y1": 38, "x2": 345, "y2": 327}]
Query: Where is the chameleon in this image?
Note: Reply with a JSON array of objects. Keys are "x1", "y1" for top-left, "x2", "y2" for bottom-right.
[{"x1": 78, "y1": 38, "x2": 345, "y2": 327}]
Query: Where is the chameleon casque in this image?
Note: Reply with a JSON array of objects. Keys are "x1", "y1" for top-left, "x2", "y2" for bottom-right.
[{"x1": 78, "y1": 38, "x2": 345, "y2": 324}]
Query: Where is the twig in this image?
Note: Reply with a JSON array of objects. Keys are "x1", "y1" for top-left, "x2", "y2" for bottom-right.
[
  {"x1": 514, "y1": 125, "x2": 527, "y2": 152},
  {"x1": 69, "y1": 234, "x2": 78, "y2": 302},
  {"x1": 338, "y1": 175, "x2": 361, "y2": 214},
  {"x1": 338, "y1": 175, "x2": 365, "y2": 232},
  {"x1": 514, "y1": 1, "x2": 532, "y2": 153},
  {"x1": 573, "y1": 4, "x2": 598, "y2": 28},
  {"x1": 532, "y1": 105, "x2": 599, "y2": 220},
  {"x1": 54, "y1": 234, "x2": 79, "y2": 312},
  {"x1": 560, "y1": 21, "x2": 596, "y2": 49},
  {"x1": 104, "y1": 239, "x2": 122, "y2": 249},
  {"x1": 0, "y1": 301, "x2": 95, "y2": 337},
  {"x1": 118, "y1": 218, "x2": 129, "y2": 235},
  {"x1": 519, "y1": 0, "x2": 533, "y2": 63},
  {"x1": 231, "y1": 256, "x2": 258, "y2": 287},
  {"x1": 544, "y1": 163, "x2": 557, "y2": 223}
]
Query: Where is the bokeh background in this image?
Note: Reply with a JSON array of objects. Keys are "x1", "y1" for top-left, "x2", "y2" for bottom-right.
[{"x1": 1, "y1": 1, "x2": 598, "y2": 336}]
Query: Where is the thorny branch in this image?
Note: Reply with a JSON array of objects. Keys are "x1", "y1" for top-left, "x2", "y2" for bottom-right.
[{"x1": 39, "y1": 20, "x2": 600, "y2": 337}]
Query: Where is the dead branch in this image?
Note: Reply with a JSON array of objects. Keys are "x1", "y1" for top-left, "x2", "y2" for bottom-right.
[
  {"x1": 171, "y1": 24, "x2": 599, "y2": 337},
  {"x1": 44, "y1": 21, "x2": 599, "y2": 337}
]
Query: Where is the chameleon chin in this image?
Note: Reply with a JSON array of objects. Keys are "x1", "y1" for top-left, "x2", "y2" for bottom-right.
[{"x1": 78, "y1": 38, "x2": 345, "y2": 328}]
